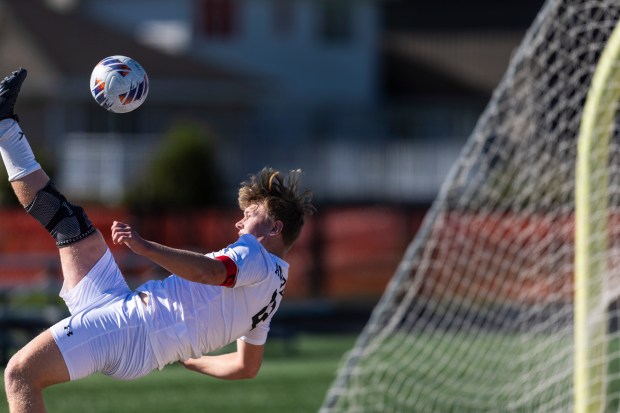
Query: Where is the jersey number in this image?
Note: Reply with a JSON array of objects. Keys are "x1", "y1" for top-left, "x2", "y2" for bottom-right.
[
  {"x1": 250, "y1": 264, "x2": 286, "y2": 330},
  {"x1": 251, "y1": 289, "x2": 279, "y2": 329}
]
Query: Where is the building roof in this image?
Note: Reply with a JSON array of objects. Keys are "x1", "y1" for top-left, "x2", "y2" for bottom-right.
[
  {"x1": 381, "y1": 0, "x2": 544, "y2": 99},
  {"x1": 384, "y1": 0, "x2": 545, "y2": 31},
  {"x1": 383, "y1": 30, "x2": 525, "y2": 98}
]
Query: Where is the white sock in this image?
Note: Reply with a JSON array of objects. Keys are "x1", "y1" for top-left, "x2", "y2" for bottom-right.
[{"x1": 0, "y1": 119, "x2": 41, "y2": 181}]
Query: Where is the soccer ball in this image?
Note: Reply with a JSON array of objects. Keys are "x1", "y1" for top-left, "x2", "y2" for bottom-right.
[{"x1": 89, "y1": 55, "x2": 149, "y2": 113}]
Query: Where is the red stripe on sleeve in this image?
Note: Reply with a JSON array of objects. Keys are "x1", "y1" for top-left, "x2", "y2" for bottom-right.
[{"x1": 215, "y1": 255, "x2": 238, "y2": 288}]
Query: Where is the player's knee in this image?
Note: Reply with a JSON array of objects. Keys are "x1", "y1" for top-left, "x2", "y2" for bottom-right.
[
  {"x1": 5, "y1": 351, "x2": 57, "y2": 396},
  {"x1": 25, "y1": 181, "x2": 96, "y2": 247},
  {"x1": 4, "y1": 352, "x2": 37, "y2": 392}
]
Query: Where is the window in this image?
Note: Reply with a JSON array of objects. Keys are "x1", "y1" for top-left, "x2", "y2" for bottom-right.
[
  {"x1": 197, "y1": 0, "x2": 237, "y2": 39},
  {"x1": 319, "y1": 1, "x2": 354, "y2": 44},
  {"x1": 272, "y1": 0, "x2": 295, "y2": 37}
]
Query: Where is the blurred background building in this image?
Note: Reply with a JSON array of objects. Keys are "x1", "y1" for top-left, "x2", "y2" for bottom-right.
[{"x1": 0, "y1": 0, "x2": 544, "y2": 204}]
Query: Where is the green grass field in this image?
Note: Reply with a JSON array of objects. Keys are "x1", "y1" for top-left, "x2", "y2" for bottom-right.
[{"x1": 0, "y1": 334, "x2": 355, "y2": 413}]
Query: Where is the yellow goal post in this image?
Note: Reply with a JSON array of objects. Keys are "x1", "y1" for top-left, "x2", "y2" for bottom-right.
[{"x1": 575, "y1": 16, "x2": 620, "y2": 413}]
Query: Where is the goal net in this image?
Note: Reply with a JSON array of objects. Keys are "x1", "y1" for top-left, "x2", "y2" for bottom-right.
[{"x1": 320, "y1": 1, "x2": 620, "y2": 412}]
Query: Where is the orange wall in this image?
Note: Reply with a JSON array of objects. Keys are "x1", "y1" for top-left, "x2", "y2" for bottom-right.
[{"x1": 0, "y1": 206, "x2": 427, "y2": 301}]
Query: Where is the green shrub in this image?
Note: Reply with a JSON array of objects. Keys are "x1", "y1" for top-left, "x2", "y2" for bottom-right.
[{"x1": 126, "y1": 121, "x2": 222, "y2": 212}]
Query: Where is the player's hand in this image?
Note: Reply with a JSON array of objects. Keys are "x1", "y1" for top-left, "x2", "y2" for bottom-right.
[{"x1": 111, "y1": 220, "x2": 149, "y2": 255}]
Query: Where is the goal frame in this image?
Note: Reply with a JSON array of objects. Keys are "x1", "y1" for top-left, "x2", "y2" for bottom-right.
[{"x1": 575, "y1": 17, "x2": 620, "y2": 413}]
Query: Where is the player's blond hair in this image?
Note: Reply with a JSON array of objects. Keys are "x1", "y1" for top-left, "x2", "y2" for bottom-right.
[{"x1": 238, "y1": 167, "x2": 315, "y2": 248}]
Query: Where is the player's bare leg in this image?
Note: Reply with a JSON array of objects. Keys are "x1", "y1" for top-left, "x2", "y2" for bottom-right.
[
  {"x1": 3, "y1": 170, "x2": 106, "y2": 410},
  {"x1": 0, "y1": 69, "x2": 108, "y2": 411}
]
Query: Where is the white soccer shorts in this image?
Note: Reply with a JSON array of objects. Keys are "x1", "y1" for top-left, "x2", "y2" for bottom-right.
[{"x1": 49, "y1": 249, "x2": 159, "y2": 381}]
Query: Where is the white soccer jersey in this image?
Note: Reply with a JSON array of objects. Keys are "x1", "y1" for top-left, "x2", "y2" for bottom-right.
[{"x1": 136, "y1": 234, "x2": 289, "y2": 370}]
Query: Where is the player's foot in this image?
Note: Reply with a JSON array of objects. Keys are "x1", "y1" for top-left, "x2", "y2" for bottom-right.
[{"x1": 0, "y1": 68, "x2": 27, "y2": 122}]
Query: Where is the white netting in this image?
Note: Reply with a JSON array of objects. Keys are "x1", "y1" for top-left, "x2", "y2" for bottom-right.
[{"x1": 321, "y1": 0, "x2": 620, "y2": 412}]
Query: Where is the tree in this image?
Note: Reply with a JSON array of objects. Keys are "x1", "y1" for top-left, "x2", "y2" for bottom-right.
[{"x1": 126, "y1": 121, "x2": 222, "y2": 212}]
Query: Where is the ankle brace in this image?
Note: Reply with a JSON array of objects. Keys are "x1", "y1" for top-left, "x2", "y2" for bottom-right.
[{"x1": 25, "y1": 181, "x2": 96, "y2": 247}]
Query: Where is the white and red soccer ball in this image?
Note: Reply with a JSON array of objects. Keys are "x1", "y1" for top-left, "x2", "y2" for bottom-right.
[{"x1": 90, "y1": 55, "x2": 149, "y2": 113}]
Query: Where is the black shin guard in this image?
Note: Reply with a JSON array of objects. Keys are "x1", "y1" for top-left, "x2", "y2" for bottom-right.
[{"x1": 25, "y1": 181, "x2": 96, "y2": 247}]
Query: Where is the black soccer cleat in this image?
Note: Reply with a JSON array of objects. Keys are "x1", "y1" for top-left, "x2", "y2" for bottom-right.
[{"x1": 0, "y1": 68, "x2": 27, "y2": 122}]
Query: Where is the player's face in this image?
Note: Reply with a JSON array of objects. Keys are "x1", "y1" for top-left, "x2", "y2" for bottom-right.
[{"x1": 236, "y1": 203, "x2": 274, "y2": 240}]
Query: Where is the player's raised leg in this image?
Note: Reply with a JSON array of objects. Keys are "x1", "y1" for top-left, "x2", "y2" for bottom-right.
[
  {"x1": 0, "y1": 69, "x2": 107, "y2": 412},
  {"x1": 10, "y1": 166, "x2": 108, "y2": 289},
  {"x1": 0, "y1": 68, "x2": 107, "y2": 288}
]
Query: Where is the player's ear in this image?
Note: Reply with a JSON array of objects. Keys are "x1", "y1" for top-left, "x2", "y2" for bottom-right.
[{"x1": 270, "y1": 220, "x2": 283, "y2": 236}]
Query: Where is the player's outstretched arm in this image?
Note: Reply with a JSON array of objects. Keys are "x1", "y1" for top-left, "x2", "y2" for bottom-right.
[
  {"x1": 111, "y1": 220, "x2": 228, "y2": 285},
  {"x1": 180, "y1": 339, "x2": 264, "y2": 380}
]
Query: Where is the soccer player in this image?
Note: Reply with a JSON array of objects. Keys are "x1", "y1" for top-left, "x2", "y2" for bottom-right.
[{"x1": 0, "y1": 68, "x2": 315, "y2": 413}]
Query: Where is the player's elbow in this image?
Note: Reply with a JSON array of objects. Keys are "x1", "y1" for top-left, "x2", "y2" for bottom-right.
[
  {"x1": 240, "y1": 360, "x2": 262, "y2": 379},
  {"x1": 241, "y1": 366, "x2": 260, "y2": 379}
]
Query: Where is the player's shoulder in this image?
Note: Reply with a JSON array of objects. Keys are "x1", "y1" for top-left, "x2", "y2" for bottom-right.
[
  {"x1": 228, "y1": 234, "x2": 288, "y2": 271},
  {"x1": 235, "y1": 234, "x2": 265, "y2": 252},
  {"x1": 237, "y1": 233, "x2": 261, "y2": 245},
  {"x1": 218, "y1": 234, "x2": 265, "y2": 264},
  {"x1": 215, "y1": 234, "x2": 258, "y2": 253},
  {"x1": 236, "y1": 234, "x2": 288, "y2": 271}
]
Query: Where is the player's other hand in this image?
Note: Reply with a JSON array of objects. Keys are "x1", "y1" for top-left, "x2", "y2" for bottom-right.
[{"x1": 111, "y1": 220, "x2": 149, "y2": 255}]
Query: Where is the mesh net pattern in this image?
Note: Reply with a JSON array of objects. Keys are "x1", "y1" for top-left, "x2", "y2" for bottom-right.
[{"x1": 321, "y1": 1, "x2": 620, "y2": 412}]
